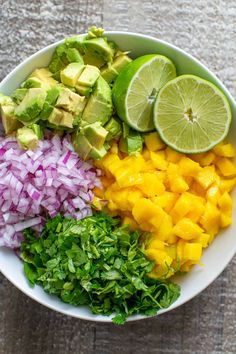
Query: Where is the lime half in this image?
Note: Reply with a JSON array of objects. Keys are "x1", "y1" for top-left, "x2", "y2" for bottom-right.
[
  {"x1": 112, "y1": 54, "x2": 176, "y2": 132},
  {"x1": 154, "y1": 75, "x2": 232, "y2": 153}
]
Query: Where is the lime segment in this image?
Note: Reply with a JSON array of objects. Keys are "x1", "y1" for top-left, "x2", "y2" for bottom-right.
[
  {"x1": 153, "y1": 75, "x2": 231, "y2": 153},
  {"x1": 112, "y1": 54, "x2": 176, "y2": 132}
]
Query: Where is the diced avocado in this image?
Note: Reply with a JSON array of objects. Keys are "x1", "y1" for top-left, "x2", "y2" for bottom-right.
[
  {"x1": 77, "y1": 65, "x2": 100, "y2": 87},
  {"x1": 11, "y1": 88, "x2": 28, "y2": 104},
  {"x1": 89, "y1": 145, "x2": 107, "y2": 160},
  {"x1": 21, "y1": 77, "x2": 50, "y2": 90},
  {"x1": 14, "y1": 88, "x2": 47, "y2": 123},
  {"x1": 101, "y1": 54, "x2": 132, "y2": 83},
  {"x1": 86, "y1": 26, "x2": 104, "y2": 39},
  {"x1": 48, "y1": 107, "x2": 63, "y2": 126},
  {"x1": 82, "y1": 77, "x2": 112, "y2": 125},
  {"x1": 0, "y1": 93, "x2": 13, "y2": 106},
  {"x1": 1, "y1": 103, "x2": 22, "y2": 134},
  {"x1": 29, "y1": 123, "x2": 43, "y2": 139},
  {"x1": 55, "y1": 88, "x2": 86, "y2": 115},
  {"x1": 38, "y1": 86, "x2": 61, "y2": 120},
  {"x1": 82, "y1": 122, "x2": 108, "y2": 150},
  {"x1": 122, "y1": 122, "x2": 130, "y2": 138},
  {"x1": 65, "y1": 35, "x2": 84, "y2": 50},
  {"x1": 49, "y1": 42, "x2": 84, "y2": 80},
  {"x1": 60, "y1": 111, "x2": 74, "y2": 129},
  {"x1": 82, "y1": 37, "x2": 115, "y2": 68},
  {"x1": 30, "y1": 68, "x2": 58, "y2": 87},
  {"x1": 119, "y1": 130, "x2": 143, "y2": 155},
  {"x1": 17, "y1": 126, "x2": 39, "y2": 150},
  {"x1": 72, "y1": 132, "x2": 92, "y2": 160},
  {"x1": 104, "y1": 117, "x2": 122, "y2": 140},
  {"x1": 60, "y1": 63, "x2": 84, "y2": 87},
  {"x1": 75, "y1": 84, "x2": 92, "y2": 97}
]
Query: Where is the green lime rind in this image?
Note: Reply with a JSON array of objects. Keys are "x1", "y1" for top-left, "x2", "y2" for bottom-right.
[
  {"x1": 112, "y1": 54, "x2": 177, "y2": 132},
  {"x1": 153, "y1": 74, "x2": 232, "y2": 154}
]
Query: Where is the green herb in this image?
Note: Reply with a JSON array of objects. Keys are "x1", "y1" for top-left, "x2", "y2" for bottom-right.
[{"x1": 21, "y1": 213, "x2": 180, "y2": 324}]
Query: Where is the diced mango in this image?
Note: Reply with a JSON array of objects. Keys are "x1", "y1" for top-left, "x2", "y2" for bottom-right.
[
  {"x1": 149, "y1": 206, "x2": 166, "y2": 229},
  {"x1": 137, "y1": 172, "x2": 165, "y2": 197},
  {"x1": 152, "y1": 192, "x2": 178, "y2": 213},
  {"x1": 176, "y1": 239, "x2": 186, "y2": 261},
  {"x1": 149, "y1": 239, "x2": 165, "y2": 250},
  {"x1": 194, "y1": 233, "x2": 211, "y2": 248},
  {"x1": 186, "y1": 196, "x2": 205, "y2": 223},
  {"x1": 146, "y1": 249, "x2": 172, "y2": 267},
  {"x1": 150, "y1": 151, "x2": 168, "y2": 170},
  {"x1": 122, "y1": 216, "x2": 138, "y2": 230},
  {"x1": 144, "y1": 132, "x2": 166, "y2": 151},
  {"x1": 218, "y1": 192, "x2": 233, "y2": 214},
  {"x1": 170, "y1": 193, "x2": 193, "y2": 224},
  {"x1": 173, "y1": 218, "x2": 203, "y2": 240},
  {"x1": 195, "y1": 166, "x2": 218, "y2": 189},
  {"x1": 169, "y1": 175, "x2": 189, "y2": 193},
  {"x1": 220, "y1": 214, "x2": 232, "y2": 228},
  {"x1": 183, "y1": 243, "x2": 202, "y2": 261},
  {"x1": 191, "y1": 151, "x2": 216, "y2": 166},
  {"x1": 213, "y1": 143, "x2": 235, "y2": 157},
  {"x1": 142, "y1": 147, "x2": 150, "y2": 160},
  {"x1": 190, "y1": 181, "x2": 206, "y2": 198},
  {"x1": 153, "y1": 213, "x2": 173, "y2": 241},
  {"x1": 165, "y1": 147, "x2": 182, "y2": 163},
  {"x1": 127, "y1": 189, "x2": 143, "y2": 207},
  {"x1": 216, "y1": 157, "x2": 236, "y2": 177},
  {"x1": 206, "y1": 183, "x2": 221, "y2": 204},
  {"x1": 200, "y1": 202, "x2": 220, "y2": 236},
  {"x1": 220, "y1": 178, "x2": 236, "y2": 193},
  {"x1": 179, "y1": 157, "x2": 201, "y2": 176},
  {"x1": 132, "y1": 198, "x2": 158, "y2": 224}
]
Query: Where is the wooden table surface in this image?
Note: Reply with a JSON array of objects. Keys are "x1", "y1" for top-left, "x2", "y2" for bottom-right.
[{"x1": 1, "y1": 1, "x2": 236, "y2": 353}]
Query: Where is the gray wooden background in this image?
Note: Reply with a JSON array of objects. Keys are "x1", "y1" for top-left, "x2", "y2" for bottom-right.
[{"x1": 0, "y1": 0, "x2": 236, "y2": 353}]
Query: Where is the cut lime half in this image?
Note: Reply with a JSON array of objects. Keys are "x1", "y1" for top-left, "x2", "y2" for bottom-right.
[
  {"x1": 112, "y1": 54, "x2": 176, "y2": 132},
  {"x1": 154, "y1": 75, "x2": 232, "y2": 153}
]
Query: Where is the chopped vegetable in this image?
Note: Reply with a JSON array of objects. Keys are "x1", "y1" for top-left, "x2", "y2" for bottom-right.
[
  {"x1": 0, "y1": 134, "x2": 100, "y2": 249},
  {"x1": 21, "y1": 213, "x2": 180, "y2": 324}
]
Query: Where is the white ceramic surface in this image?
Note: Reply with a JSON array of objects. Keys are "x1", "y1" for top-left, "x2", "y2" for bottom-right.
[{"x1": 0, "y1": 32, "x2": 236, "y2": 323}]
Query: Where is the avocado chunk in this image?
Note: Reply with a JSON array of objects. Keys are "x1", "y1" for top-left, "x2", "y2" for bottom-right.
[
  {"x1": 82, "y1": 37, "x2": 115, "y2": 68},
  {"x1": 38, "y1": 86, "x2": 61, "y2": 120},
  {"x1": 0, "y1": 96, "x2": 22, "y2": 134},
  {"x1": 49, "y1": 42, "x2": 84, "y2": 80},
  {"x1": 21, "y1": 77, "x2": 50, "y2": 90},
  {"x1": 14, "y1": 88, "x2": 47, "y2": 123},
  {"x1": 82, "y1": 76, "x2": 112, "y2": 125},
  {"x1": 77, "y1": 65, "x2": 100, "y2": 87},
  {"x1": 55, "y1": 88, "x2": 86, "y2": 115},
  {"x1": 60, "y1": 111, "x2": 74, "y2": 129},
  {"x1": 29, "y1": 123, "x2": 43, "y2": 139},
  {"x1": 75, "y1": 84, "x2": 92, "y2": 97},
  {"x1": 101, "y1": 54, "x2": 132, "y2": 83},
  {"x1": 86, "y1": 26, "x2": 104, "y2": 39},
  {"x1": 47, "y1": 107, "x2": 74, "y2": 129},
  {"x1": 11, "y1": 88, "x2": 28, "y2": 104},
  {"x1": 89, "y1": 145, "x2": 107, "y2": 160},
  {"x1": 119, "y1": 129, "x2": 143, "y2": 155},
  {"x1": 82, "y1": 122, "x2": 108, "y2": 150},
  {"x1": 48, "y1": 107, "x2": 63, "y2": 126},
  {"x1": 60, "y1": 63, "x2": 84, "y2": 87},
  {"x1": 30, "y1": 68, "x2": 58, "y2": 87},
  {"x1": 17, "y1": 126, "x2": 39, "y2": 150},
  {"x1": 73, "y1": 132, "x2": 92, "y2": 160},
  {"x1": 104, "y1": 117, "x2": 122, "y2": 140}
]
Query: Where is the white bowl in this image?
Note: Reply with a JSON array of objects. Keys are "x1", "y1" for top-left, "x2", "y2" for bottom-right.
[{"x1": 0, "y1": 32, "x2": 236, "y2": 322}]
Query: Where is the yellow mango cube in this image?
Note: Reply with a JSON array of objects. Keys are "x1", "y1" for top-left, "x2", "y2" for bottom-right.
[
  {"x1": 146, "y1": 249, "x2": 172, "y2": 266},
  {"x1": 165, "y1": 147, "x2": 182, "y2": 163},
  {"x1": 191, "y1": 151, "x2": 216, "y2": 166},
  {"x1": 149, "y1": 239, "x2": 165, "y2": 250},
  {"x1": 216, "y1": 157, "x2": 236, "y2": 177},
  {"x1": 144, "y1": 132, "x2": 166, "y2": 151},
  {"x1": 213, "y1": 143, "x2": 235, "y2": 157},
  {"x1": 122, "y1": 216, "x2": 138, "y2": 230},
  {"x1": 194, "y1": 233, "x2": 211, "y2": 248},
  {"x1": 183, "y1": 243, "x2": 202, "y2": 261},
  {"x1": 186, "y1": 197, "x2": 205, "y2": 223},
  {"x1": 220, "y1": 178, "x2": 236, "y2": 193},
  {"x1": 206, "y1": 183, "x2": 221, "y2": 204},
  {"x1": 173, "y1": 218, "x2": 203, "y2": 240},
  {"x1": 127, "y1": 189, "x2": 143, "y2": 207},
  {"x1": 165, "y1": 245, "x2": 177, "y2": 259},
  {"x1": 150, "y1": 151, "x2": 168, "y2": 170},
  {"x1": 169, "y1": 175, "x2": 189, "y2": 193},
  {"x1": 170, "y1": 193, "x2": 192, "y2": 224},
  {"x1": 153, "y1": 213, "x2": 173, "y2": 241},
  {"x1": 179, "y1": 157, "x2": 201, "y2": 177},
  {"x1": 177, "y1": 239, "x2": 186, "y2": 262},
  {"x1": 132, "y1": 198, "x2": 158, "y2": 224},
  {"x1": 220, "y1": 213, "x2": 232, "y2": 228},
  {"x1": 149, "y1": 206, "x2": 166, "y2": 229},
  {"x1": 190, "y1": 181, "x2": 206, "y2": 198},
  {"x1": 137, "y1": 172, "x2": 165, "y2": 197},
  {"x1": 152, "y1": 192, "x2": 178, "y2": 213},
  {"x1": 195, "y1": 166, "x2": 218, "y2": 189},
  {"x1": 142, "y1": 147, "x2": 150, "y2": 160},
  {"x1": 218, "y1": 191, "x2": 233, "y2": 213},
  {"x1": 200, "y1": 202, "x2": 220, "y2": 235}
]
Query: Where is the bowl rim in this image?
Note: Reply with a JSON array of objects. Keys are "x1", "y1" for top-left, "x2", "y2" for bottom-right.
[{"x1": 0, "y1": 30, "x2": 236, "y2": 323}]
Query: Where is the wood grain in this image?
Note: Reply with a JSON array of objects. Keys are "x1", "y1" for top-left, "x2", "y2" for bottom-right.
[{"x1": 1, "y1": 0, "x2": 236, "y2": 353}]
